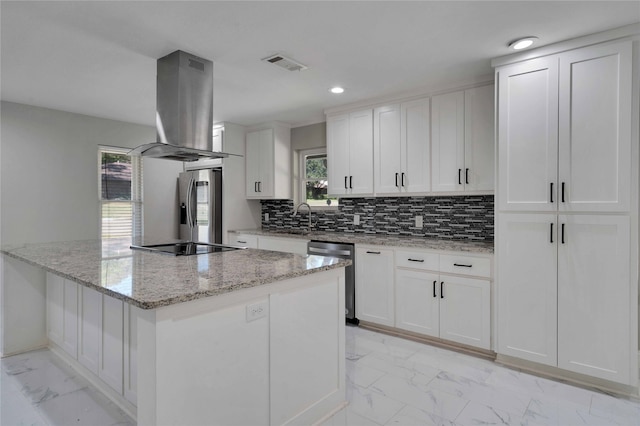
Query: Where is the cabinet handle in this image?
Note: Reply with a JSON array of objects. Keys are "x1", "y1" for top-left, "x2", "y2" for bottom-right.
[
  {"x1": 344, "y1": 176, "x2": 348, "y2": 189},
  {"x1": 350, "y1": 176, "x2": 353, "y2": 189},
  {"x1": 458, "y1": 169, "x2": 462, "y2": 185},
  {"x1": 453, "y1": 263, "x2": 472, "y2": 268},
  {"x1": 258, "y1": 181, "x2": 262, "y2": 192},
  {"x1": 254, "y1": 182, "x2": 258, "y2": 193},
  {"x1": 561, "y1": 223, "x2": 565, "y2": 244},
  {"x1": 366, "y1": 251, "x2": 381, "y2": 254},
  {"x1": 433, "y1": 280, "x2": 437, "y2": 298},
  {"x1": 465, "y1": 168, "x2": 469, "y2": 185},
  {"x1": 550, "y1": 223, "x2": 554, "y2": 243},
  {"x1": 395, "y1": 173, "x2": 399, "y2": 187},
  {"x1": 237, "y1": 240, "x2": 247, "y2": 244},
  {"x1": 408, "y1": 258, "x2": 424, "y2": 263},
  {"x1": 550, "y1": 182, "x2": 554, "y2": 203},
  {"x1": 440, "y1": 281, "x2": 444, "y2": 299},
  {"x1": 401, "y1": 172, "x2": 406, "y2": 187},
  {"x1": 561, "y1": 182, "x2": 566, "y2": 203}
]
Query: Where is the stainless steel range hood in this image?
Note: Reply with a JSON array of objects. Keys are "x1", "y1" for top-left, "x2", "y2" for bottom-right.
[{"x1": 129, "y1": 50, "x2": 239, "y2": 162}]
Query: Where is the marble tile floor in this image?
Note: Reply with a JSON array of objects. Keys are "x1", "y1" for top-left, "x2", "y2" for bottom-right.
[{"x1": 1, "y1": 326, "x2": 639, "y2": 425}]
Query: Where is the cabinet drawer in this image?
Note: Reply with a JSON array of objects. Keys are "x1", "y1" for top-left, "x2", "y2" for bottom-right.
[
  {"x1": 395, "y1": 250, "x2": 439, "y2": 271},
  {"x1": 231, "y1": 234, "x2": 258, "y2": 248},
  {"x1": 439, "y1": 254, "x2": 491, "y2": 278}
]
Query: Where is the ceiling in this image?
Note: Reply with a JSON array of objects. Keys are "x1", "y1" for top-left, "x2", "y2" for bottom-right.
[{"x1": 1, "y1": 1, "x2": 638, "y2": 128}]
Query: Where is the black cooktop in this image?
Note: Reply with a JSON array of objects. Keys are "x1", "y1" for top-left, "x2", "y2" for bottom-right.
[{"x1": 130, "y1": 242, "x2": 245, "y2": 256}]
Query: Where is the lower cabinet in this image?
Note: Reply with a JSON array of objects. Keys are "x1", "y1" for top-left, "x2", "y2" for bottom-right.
[
  {"x1": 395, "y1": 261, "x2": 491, "y2": 349},
  {"x1": 355, "y1": 247, "x2": 395, "y2": 327},
  {"x1": 47, "y1": 274, "x2": 138, "y2": 406},
  {"x1": 258, "y1": 235, "x2": 309, "y2": 255}
]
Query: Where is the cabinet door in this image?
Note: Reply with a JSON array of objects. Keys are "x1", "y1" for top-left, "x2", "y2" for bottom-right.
[
  {"x1": 432, "y1": 91, "x2": 465, "y2": 192},
  {"x1": 558, "y1": 41, "x2": 632, "y2": 213},
  {"x1": 439, "y1": 276, "x2": 490, "y2": 350},
  {"x1": 245, "y1": 130, "x2": 262, "y2": 197},
  {"x1": 61, "y1": 280, "x2": 78, "y2": 358},
  {"x1": 46, "y1": 273, "x2": 64, "y2": 347},
  {"x1": 497, "y1": 57, "x2": 559, "y2": 211},
  {"x1": 99, "y1": 295, "x2": 124, "y2": 394},
  {"x1": 558, "y1": 215, "x2": 632, "y2": 384},
  {"x1": 326, "y1": 114, "x2": 350, "y2": 195},
  {"x1": 257, "y1": 129, "x2": 275, "y2": 197},
  {"x1": 258, "y1": 236, "x2": 309, "y2": 255},
  {"x1": 348, "y1": 109, "x2": 374, "y2": 195},
  {"x1": 464, "y1": 85, "x2": 495, "y2": 192},
  {"x1": 78, "y1": 286, "x2": 101, "y2": 374},
  {"x1": 374, "y1": 104, "x2": 402, "y2": 194},
  {"x1": 401, "y1": 98, "x2": 431, "y2": 193},
  {"x1": 355, "y1": 247, "x2": 394, "y2": 326},
  {"x1": 497, "y1": 213, "x2": 557, "y2": 366},
  {"x1": 395, "y1": 269, "x2": 439, "y2": 337}
]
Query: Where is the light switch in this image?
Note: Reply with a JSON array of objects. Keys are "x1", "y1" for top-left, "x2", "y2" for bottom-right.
[
  {"x1": 353, "y1": 214, "x2": 360, "y2": 225},
  {"x1": 415, "y1": 216, "x2": 423, "y2": 228}
]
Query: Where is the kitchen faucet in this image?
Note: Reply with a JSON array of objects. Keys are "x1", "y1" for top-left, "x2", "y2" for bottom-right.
[{"x1": 292, "y1": 202, "x2": 313, "y2": 232}]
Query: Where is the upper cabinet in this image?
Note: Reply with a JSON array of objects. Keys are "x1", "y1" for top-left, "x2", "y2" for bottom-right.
[
  {"x1": 246, "y1": 124, "x2": 291, "y2": 199},
  {"x1": 432, "y1": 85, "x2": 495, "y2": 192},
  {"x1": 373, "y1": 98, "x2": 430, "y2": 194},
  {"x1": 327, "y1": 109, "x2": 374, "y2": 196},
  {"x1": 498, "y1": 41, "x2": 632, "y2": 212}
]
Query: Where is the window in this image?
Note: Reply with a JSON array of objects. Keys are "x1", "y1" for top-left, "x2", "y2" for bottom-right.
[
  {"x1": 299, "y1": 148, "x2": 339, "y2": 208},
  {"x1": 99, "y1": 147, "x2": 143, "y2": 248}
]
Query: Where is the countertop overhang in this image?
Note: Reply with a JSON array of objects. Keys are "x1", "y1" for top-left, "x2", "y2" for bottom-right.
[{"x1": 1, "y1": 240, "x2": 350, "y2": 309}]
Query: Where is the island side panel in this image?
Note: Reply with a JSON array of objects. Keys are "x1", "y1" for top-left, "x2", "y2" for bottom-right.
[
  {"x1": 0, "y1": 255, "x2": 47, "y2": 356},
  {"x1": 270, "y1": 273, "x2": 346, "y2": 425}
]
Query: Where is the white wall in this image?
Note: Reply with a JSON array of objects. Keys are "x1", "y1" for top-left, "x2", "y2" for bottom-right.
[{"x1": 0, "y1": 101, "x2": 182, "y2": 245}]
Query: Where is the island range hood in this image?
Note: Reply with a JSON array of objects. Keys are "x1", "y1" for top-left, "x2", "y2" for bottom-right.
[{"x1": 129, "y1": 50, "x2": 239, "y2": 162}]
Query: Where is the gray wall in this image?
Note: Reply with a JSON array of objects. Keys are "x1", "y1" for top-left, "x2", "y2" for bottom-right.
[{"x1": 0, "y1": 101, "x2": 182, "y2": 245}]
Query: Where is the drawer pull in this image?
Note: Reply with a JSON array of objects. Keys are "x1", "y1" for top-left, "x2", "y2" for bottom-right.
[
  {"x1": 237, "y1": 240, "x2": 247, "y2": 244},
  {"x1": 453, "y1": 263, "x2": 472, "y2": 268},
  {"x1": 408, "y1": 258, "x2": 424, "y2": 263},
  {"x1": 366, "y1": 251, "x2": 381, "y2": 255}
]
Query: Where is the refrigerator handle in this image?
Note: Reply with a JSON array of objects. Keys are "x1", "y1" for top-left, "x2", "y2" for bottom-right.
[{"x1": 186, "y1": 177, "x2": 195, "y2": 228}]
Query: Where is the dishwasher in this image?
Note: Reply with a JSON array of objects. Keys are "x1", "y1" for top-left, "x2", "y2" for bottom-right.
[{"x1": 307, "y1": 241, "x2": 358, "y2": 324}]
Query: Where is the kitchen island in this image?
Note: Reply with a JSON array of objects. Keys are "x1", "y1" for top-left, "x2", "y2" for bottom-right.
[{"x1": 1, "y1": 240, "x2": 350, "y2": 425}]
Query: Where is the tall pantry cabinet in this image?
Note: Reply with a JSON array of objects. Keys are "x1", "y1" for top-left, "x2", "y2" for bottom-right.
[{"x1": 496, "y1": 37, "x2": 638, "y2": 386}]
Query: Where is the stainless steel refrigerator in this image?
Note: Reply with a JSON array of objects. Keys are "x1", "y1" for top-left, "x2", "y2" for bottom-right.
[{"x1": 178, "y1": 169, "x2": 222, "y2": 243}]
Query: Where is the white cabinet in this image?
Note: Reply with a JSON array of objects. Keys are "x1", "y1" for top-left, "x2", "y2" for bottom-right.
[
  {"x1": 258, "y1": 235, "x2": 309, "y2": 255},
  {"x1": 78, "y1": 286, "x2": 101, "y2": 374},
  {"x1": 432, "y1": 86, "x2": 494, "y2": 192},
  {"x1": 327, "y1": 110, "x2": 374, "y2": 196},
  {"x1": 498, "y1": 42, "x2": 631, "y2": 212},
  {"x1": 355, "y1": 247, "x2": 394, "y2": 326},
  {"x1": 246, "y1": 125, "x2": 291, "y2": 199},
  {"x1": 374, "y1": 99, "x2": 430, "y2": 194},
  {"x1": 557, "y1": 215, "x2": 631, "y2": 383},
  {"x1": 46, "y1": 273, "x2": 78, "y2": 358},
  {"x1": 395, "y1": 250, "x2": 491, "y2": 350},
  {"x1": 123, "y1": 304, "x2": 138, "y2": 406},
  {"x1": 100, "y1": 295, "x2": 124, "y2": 394},
  {"x1": 229, "y1": 233, "x2": 258, "y2": 248}
]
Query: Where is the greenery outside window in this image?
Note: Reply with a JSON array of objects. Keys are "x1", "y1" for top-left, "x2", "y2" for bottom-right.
[
  {"x1": 99, "y1": 146, "x2": 143, "y2": 251},
  {"x1": 299, "y1": 148, "x2": 339, "y2": 208}
]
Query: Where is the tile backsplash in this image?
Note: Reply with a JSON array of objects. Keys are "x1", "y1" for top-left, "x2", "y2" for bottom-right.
[{"x1": 261, "y1": 195, "x2": 494, "y2": 241}]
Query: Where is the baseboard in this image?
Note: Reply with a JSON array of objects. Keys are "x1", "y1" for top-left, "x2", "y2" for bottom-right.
[{"x1": 1, "y1": 343, "x2": 48, "y2": 358}]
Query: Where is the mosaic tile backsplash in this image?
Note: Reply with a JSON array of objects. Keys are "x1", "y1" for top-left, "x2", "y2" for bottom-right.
[{"x1": 261, "y1": 195, "x2": 494, "y2": 241}]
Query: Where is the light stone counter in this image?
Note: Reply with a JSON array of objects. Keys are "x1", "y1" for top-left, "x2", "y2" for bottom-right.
[
  {"x1": 0, "y1": 239, "x2": 350, "y2": 309},
  {"x1": 231, "y1": 229, "x2": 494, "y2": 254}
]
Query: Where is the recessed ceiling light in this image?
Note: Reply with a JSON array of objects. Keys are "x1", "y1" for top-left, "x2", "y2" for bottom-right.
[
  {"x1": 330, "y1": 87, "x2": 345, "y2": 94},
  {"x1": 508, "y1": 36, "x2": 538, "y2": 50}
]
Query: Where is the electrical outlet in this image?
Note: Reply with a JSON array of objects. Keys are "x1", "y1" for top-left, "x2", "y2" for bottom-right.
[
  {"x1": 415, "y1": 215, "x2": 423, "y2": 228},
  {"x1": 353, "y1": 214, "x2": 360, "y2": 226},
  {"x1": 264, "y1": 212, "x2": 269, "y2": 222},
  {"x1": 246, "y1": 301, "x2": 268, "y2": 322}
]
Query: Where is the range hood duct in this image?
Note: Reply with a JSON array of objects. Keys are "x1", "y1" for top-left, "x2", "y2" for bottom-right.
[{"x1": 129, "y1": 50, "x2": 239, "y2": 162}]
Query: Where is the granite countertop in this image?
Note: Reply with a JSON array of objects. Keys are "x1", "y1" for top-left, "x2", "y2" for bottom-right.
[
  {"x1": 231, "y1": 229, "x2": 494, "y2": 254},
  {"x1": 1, "y1": 240, "x2": 350, "y2": 310}
]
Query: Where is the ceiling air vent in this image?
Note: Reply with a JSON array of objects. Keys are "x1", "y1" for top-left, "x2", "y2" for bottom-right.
[{"x1": 262, "y1": 54, "x2": 308, "y2": 71}]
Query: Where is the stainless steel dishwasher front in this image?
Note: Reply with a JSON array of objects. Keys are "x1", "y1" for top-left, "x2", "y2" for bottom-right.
[{"x1": 307, "y1": 240, "x2": 357, "y2": 324}]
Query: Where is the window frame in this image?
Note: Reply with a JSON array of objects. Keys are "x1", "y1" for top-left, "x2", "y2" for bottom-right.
[
  {"x1": 297, "y1": 147, "x2": 338, "y2": 211},
  {"x1": 98, "y1": 146, "x2": 143, "y2": 244}
]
